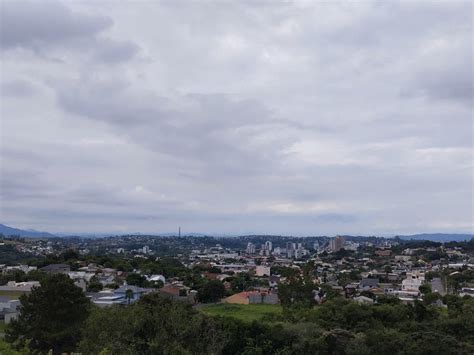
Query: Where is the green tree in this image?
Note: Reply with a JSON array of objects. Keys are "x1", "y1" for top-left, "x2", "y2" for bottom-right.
[
  {"x1": 5, "y1": 273, "x2": 90, "y2": 354},
  {"x1": 126, "y1": 272, "x2": 147, "y2": 287},
  {"x1": 278, "y1": 275, "x2": 318, "y2": 307},
  {"x1": 79, "y1": 293, "x2": 226, "y2": 354},
  {"x1": 87, "y1": 276, "x2": 103, "y2": 292},
  {"x1": 125, "y1": 288, "x2": 134, "y2": 305},
  {"x1": 198, "y1": 280, "x2": 226, "y2": 303},
  {"x1": 419, "y1": 283, "x2": 432, "y2": 295}
]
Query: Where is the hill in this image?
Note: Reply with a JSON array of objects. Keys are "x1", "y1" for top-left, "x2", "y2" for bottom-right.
[
  {"x1": 0, "y1": 223, "x2": 56, "y2": 238},
  {"x1": 397, "y1": 233, "x2": 473, "y2": 242}
]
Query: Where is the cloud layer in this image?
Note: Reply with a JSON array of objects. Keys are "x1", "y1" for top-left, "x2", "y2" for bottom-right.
[{"x1": 1, "y1": 0, "x2": 472, "y2": 235}]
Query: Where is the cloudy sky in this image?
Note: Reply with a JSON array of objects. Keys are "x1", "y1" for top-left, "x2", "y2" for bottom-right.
[{"x1": 0, "y1": 0, "x2": 472, "y2": 236}]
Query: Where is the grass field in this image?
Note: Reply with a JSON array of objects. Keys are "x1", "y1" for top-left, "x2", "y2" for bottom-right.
[{"x1": 200, "y1": 304, "x2": 282, "y2": 322}]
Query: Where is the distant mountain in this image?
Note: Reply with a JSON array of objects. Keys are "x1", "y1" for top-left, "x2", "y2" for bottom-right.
[
  {"x1": 396, "y1": 233, "x2": 474, "y2": 242},
  {"x1": 0, "y1": 223, "x2": 56, "y2": 238}
]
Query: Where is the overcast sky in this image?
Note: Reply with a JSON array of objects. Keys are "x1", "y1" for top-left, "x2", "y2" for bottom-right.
[{"x1": 0, "y1": 0, "x2": 472, "y2": 236}]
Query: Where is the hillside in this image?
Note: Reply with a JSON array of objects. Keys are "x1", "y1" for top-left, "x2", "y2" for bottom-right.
[
  {"x1": 397, "y1": 233, "x2": 474, "y2": 242},
  {"x1": 0, "y1": 223, "x2": 56, "y2": 238}
]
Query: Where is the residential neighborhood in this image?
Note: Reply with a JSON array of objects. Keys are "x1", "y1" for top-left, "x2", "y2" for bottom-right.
[{"x1": 1, "y1": 234, "x2": 473, "y2": 327}]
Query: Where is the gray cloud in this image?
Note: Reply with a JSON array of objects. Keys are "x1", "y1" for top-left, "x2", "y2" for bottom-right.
[
  {"x1": 0, "y1": 1, "x2": 472, "y2": 235},
  {"x1": 0, "y1": 0, "x2": 139, "y2": 63},
  {"x1": 0, "y1": 0, "x2": 111, "y2": 49},
  {"x1": 53, "y1": 77, "x2": 289, "y2": 177},
  {"x1": 1, "y1": 79, "x2": 37, "y2": 97}
]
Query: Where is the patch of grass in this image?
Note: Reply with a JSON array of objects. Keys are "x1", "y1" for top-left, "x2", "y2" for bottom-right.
[
  {"x1": 200, "y1": 303, "x2": 282, "y2": 322},
  {"x1": 0, "y1": 337, "x2": 26, "y2": 354}
]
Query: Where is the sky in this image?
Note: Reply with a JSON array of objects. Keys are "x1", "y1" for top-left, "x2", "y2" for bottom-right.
[{"x1": 0, "y1": 0, "x2": 473, "y2": 236}]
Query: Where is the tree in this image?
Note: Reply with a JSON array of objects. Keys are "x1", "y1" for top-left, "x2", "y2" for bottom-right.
[
  {"x1": 126, "y1": 272, "x2": 147, "y2": 287},
  {"x1": 198, "y1": 280, "x2": 226, "y2": 303},
  {"x1": 419, "y1": 283, "x2": 432, "y2": 295},
  {"x1": 60, "y1": 249, "x2": 79, "y2": 261},
  {"x1": 87, "y1": 276, "x2": 103, "y2": 292},
  {"x1": 5, "y1": 273, "x2": 90, "y2": 354},
  {"x1": 79, "y1": 293, "x2": 226, "y2": 354},
  {"x1": 278, "y1": 275, "x2": 318, "y2": 307},
  {"x1": 125, "y1": 288, "x2": 134, "y2": 305}
]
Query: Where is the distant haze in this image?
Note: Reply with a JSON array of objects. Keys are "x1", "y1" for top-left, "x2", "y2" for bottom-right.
[{"x1": 1, "y1": 1, "x2": 472, "y2": 235}]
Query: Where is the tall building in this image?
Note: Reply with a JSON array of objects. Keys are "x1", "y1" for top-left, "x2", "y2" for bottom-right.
[
  {"x1": 246, "y1": 242, "x2": 256, "y2": 254},
  {"x1": 329, "y1": 236, "x2": 345, "y2": 252},
  {"x1": 264, "y1": 241, "x2": 273, "y2": 252},
  {"x1": 286, "y1": 242, "x2": 296, "y2": 258}
]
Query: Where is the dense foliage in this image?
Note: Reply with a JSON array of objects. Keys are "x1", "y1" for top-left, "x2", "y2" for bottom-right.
[
  {"x1": 5, "y1": 273, "x2": 474, "y2": 354},
  {"x1": 5, "y1": 274, "x2": 91, "y2": 354}
]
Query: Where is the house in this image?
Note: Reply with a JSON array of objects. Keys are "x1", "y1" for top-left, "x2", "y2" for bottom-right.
[
  {"x1": 4, "y1": 265, "x2": 37, "y2": 273},
  {"x1": 114, "y1": 285, "x2": 149, "y2": 303},
  {"x1": 224, "y1": 291, "x2": 255, "y2": 304},
  {"x1": 223, "y1": 291, "x2": 279, "y2": 305},
  {"x1": 40, "y1": 264, "x2": 71, "y2": 274},
  {"x1": 203, "y1": 272, "x2": 219, "y2": 281},
  {"x1": 375, "y1": 250, "x2": 391, "y2": 257},
  {"x1": 402, "y1": 272, "x2": 425, "y2": 292},
  {"x1": 88, "y1": 291, "x2": 126, "y2": 307},
  {"x1": 344, "y1": 283, "x2": 358, "y2": 297},
  {"x1": 269, "y1": 275, "x2": 280, "y2": 288},
  {"x1": 459, "y1": 287, "x2": 474, "y2": 297},
  {"x1": 0, "y1": 297, "x2": 20, "y2": 324},
  {"x1": 359, "y1": 278, "x2": 379, "y2": 291},
  {"x1": 159, "y1": 284, "x2": 181, "y2": 298},
  {"x1": 147, "y1": 275, "x2": 166, "y2": 284},
  {"x1": 97, "y1": 275, "x2": 116, "y2": 286}
]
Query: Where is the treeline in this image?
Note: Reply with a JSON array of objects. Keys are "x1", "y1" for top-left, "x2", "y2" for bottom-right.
[{"x1": 4, "y1": 273, "x2": 474, "y2": 354}]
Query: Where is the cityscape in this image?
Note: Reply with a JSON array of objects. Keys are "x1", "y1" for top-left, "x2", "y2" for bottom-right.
[
  {"x1": 0, "y1": 229, "x2": 473, "y2": 353},
  {"x1": 1, "y1": 0, "x2": 473, "y2": 354}
]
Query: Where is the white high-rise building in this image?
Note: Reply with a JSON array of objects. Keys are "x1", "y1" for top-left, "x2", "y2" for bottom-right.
[
  {"x1": 264, "y1": 241, "x2": 273, "y2": 252},
  {"x1": 246, "y1": 242, "x2": 256, "y2": 254}
]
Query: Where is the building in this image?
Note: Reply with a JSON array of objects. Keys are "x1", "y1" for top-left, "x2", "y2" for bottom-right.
[
  {"x1": 286, "y1": 242, "x2": 296, "y2": 258},
  {"x1": 258, "y1": 241, "x2": 273, "y2": 256},
  {"x1": 329, "y1": 236, "x2": 345, "y2": 252},
  {"x1": 269, "y1": 275, "x2": 280, "y2": 288},
  {"x1": 0, "y1": 298, "x2": 20, "y2": 324},
  {"x1": 375, "y1": 249, "x2": 391, "y2": 257},
  {"x1": 402, "y1": 271, "x2": 425, "y2": 292},
  {"x1": 246, "y1": 242, "x2": 256, "y2": 254},
  {"x1": 40, "y1": 264, "x2": 71, "y2": 274},
  {"x1": 359, "y1": 278, "x2": 379, "y2": 291},
  {"x1": 223, "y1": 291, "x2": 279, "y2": 305},
  {"x1": 255, "y1": 265, "x2": 271, "y2": 277},
  {"x1": 459, "y1": 287, "x2": 474, "y2": 297}
]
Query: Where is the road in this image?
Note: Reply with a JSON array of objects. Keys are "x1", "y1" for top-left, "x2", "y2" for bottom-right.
[{"x1": 431, "y1": 277, "x2": 445, "y2": 295}]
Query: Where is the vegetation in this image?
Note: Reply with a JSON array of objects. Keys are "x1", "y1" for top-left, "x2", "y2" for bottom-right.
[
  {"x1": 201, "y1": 304, "x2": 282, "y2": 323},
  {"x1": 5, "y1": 273, "x2": 473, "y2": 354},
  {"x1": 5, "y1": 274, "x2": 91, "y2": 354}
]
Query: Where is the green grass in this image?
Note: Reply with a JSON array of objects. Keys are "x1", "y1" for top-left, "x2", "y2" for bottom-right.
[{"x1": 200, "y1": 304, "x2": 282, "y2": 322}]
